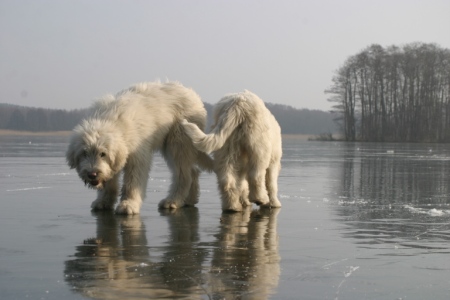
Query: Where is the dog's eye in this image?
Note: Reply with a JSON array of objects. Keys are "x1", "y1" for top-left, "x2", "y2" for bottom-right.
[
  {"x1": 82, "y1": 150, "x2": 88, "y2": 157},
  {"x1": 100, "y1": 152, "x2": 106, "y2": 158}
]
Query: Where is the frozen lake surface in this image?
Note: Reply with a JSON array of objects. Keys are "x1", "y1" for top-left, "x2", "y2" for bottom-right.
[{"x1": 1, "y1": 135, "x2": 450, "y2": 299}]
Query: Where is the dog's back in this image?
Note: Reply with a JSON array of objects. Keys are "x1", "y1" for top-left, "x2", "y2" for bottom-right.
[
  {"x1": 190, "y1": 91, "x2": 280, "y2": 156},
  {"x1": 91, "y1": 82, "x2": 206, "y2": 126},
  {"x1": 214, "y1": 90, "x2": 278, "y2": 139}
]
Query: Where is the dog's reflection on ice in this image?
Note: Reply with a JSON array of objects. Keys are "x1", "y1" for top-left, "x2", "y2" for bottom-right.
[
  {"x1": 64, "y1": 207, "x2": 280, "y2": 299},
  {"x1": 209, "y1": 208, "x2": 280, "y2": 299}
]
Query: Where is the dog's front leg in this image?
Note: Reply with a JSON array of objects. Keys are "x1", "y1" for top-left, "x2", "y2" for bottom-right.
[
  {"x1": 115, "y1": 154, "x2": 151, "y2": 215},
  {"x1": 91, "y1": 173, "x2": 120, "y2": 211}
]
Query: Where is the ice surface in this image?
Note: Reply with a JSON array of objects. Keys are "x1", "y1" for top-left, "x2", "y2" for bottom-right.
[{"x1": 1, "y1": 136, "x2": 450, "y2": 300}]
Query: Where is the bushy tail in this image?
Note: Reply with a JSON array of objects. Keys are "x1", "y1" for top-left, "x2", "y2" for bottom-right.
[{"x1": 182, "y1": 105, "x2": 243, "y2": 154}]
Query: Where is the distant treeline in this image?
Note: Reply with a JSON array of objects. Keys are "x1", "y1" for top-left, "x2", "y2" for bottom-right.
[
  {"x1": 0, "y1": 103, "x2": 88, "y2": 132},
  {"x1": 327, "y1": 42, "x2": 450, "y2": 142},
  {"x1": 0, "y1": 102, "x2": 337, "y2": 135},
  {"x1": 265, "y1": 103, "x2": 336, "y2": 135}
]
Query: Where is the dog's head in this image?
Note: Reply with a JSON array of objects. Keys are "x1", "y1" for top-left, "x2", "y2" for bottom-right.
[{"x1": 66, "y1": 119, "x2": 128, "y2": 189}]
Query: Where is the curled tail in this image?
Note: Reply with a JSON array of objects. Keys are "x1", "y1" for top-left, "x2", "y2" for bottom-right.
[{"x1": 182, "y1": 103, "x2": 244, "y2": 154}]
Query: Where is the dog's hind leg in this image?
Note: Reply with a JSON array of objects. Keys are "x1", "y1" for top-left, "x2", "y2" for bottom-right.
[
  {"x1": 185, "y1": 167, "x2": 200, "y2": 206},
  {"x1": 235, "y1": 164, "x2": 252, "y2": 207},
  {"x1": 237, "y1": 175, "x2": 251, "y2": 208},
  {"x1": 91, "y1": 173, "x2": 119, "y2": 210},
  {"x1": 159, "y1": 130, "x2": 195, "y2": 209},
  {"x1": 247, "y1": 166, "x2": 270, "y2": 207},
  {"x1": 265, "y1": 161, "x2": 282, "y2": 208},
  {"x1": 217, "y1": 169, "x2": 243, "y2": 212},
  {"x1": 158, "y1": 157, "x2": 194, "y2": 209}
]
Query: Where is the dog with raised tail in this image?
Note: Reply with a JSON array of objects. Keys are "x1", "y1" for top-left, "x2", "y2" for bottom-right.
[{"x1": 182, "y1": 90, "x2": 282, "y2": 211}]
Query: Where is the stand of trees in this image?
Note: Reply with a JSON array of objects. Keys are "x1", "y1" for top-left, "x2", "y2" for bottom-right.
[
  {"x1": 0, "y1": 102, "x2": 337, "y2": 135},
  {"x1": 0, "y1": 103, "x2": 88, "y2": 132},
  {"x1": 266, "y1": 103, "x2": 336, "y2": 135},
  {"x1": 327, "y1": 43, "x2": 450, "y2": 142}
]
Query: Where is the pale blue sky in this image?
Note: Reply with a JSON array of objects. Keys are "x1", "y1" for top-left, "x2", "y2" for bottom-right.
[{"x1": 1, "y1": 0, "x2": 449, "y2": 111}]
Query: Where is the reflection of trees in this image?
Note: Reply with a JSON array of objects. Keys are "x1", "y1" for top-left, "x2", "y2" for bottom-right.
[
  {"x1": 337, "y1": 143, "x2": 450, "y2": 205},
  {"x1": 64, "y1": 208, "x2": 280, "y2": 299},
  {"x1": 333, "y1": 144, "x2": 450, "y2": 250}
]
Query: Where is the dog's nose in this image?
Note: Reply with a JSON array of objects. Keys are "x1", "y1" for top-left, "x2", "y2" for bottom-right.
[{"x1": 87, "y1": 172, "x2": 98, "y2": 179}]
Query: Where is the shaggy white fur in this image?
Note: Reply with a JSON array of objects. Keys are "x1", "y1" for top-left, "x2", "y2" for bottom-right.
[
  {"x1": 182, "y1": 90, "x2": 282, "y2": 211},
  {"x1": 66, "y1": 82, "x2": 213, "y2": 214}
]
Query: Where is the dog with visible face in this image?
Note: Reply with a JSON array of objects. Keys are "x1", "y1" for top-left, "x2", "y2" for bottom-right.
[
  {"x1": 182, "y1": 90, "x2": 282, "y2": 211},
  {"x1": 66, "y1": 82, "x2": 213, "y2": 214}
]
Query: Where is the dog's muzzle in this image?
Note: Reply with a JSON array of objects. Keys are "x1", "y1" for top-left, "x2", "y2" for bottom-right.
[{"x1": 86, "y1": 171, "x2": 101, "y2": 187}]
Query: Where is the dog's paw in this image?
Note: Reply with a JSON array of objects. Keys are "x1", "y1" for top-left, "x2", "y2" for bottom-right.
[
  {"x1": 91, "y1": 198, "x2": 115, "y2": 211},
  {"x1": 250, "y1": 193, "x2": 270, "y2": 206},
  {"x1": 222, "y1": 202, "x2": 244, "y2": 212},
  {"x1": 240, "y1": 196, "x2": 251, "y2": 207},
  {"x1": 158, "y1": 198, "x2": 182, "y2": 209},
  {"x1": 258, "y1": 198, "x2": 282, "y2": 209},
  {"x1": 253, "y1": 199, "x2": 270, "y2": 207},
  {"x1": 115, "y1": 200, "x2": 141, "y2": 215},
  {"x1": 269, "y1": 198, "x2": 282, "y2": 208}
]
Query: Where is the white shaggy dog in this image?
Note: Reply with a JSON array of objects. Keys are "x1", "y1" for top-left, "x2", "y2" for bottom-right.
[
  {"x1": 66, "y1": 82, "x2": 213, "y2": 214},
  {"x1": 182, "y1": 91, "x2": 282, "y2": 211}
]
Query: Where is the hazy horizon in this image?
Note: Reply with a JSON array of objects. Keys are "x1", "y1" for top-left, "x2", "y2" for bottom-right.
[
  {"x1": 0, "y1": 99, "x2": 334, "y2": 112},
  {"x1": 1, "y1": 0, "x2": 449, "y2": 111}
]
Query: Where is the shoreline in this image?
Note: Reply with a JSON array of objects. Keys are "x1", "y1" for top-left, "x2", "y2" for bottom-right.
[
  {"x1": 0, "y1": 129, "x2": 72, "y2": 136},
  {"x1": 0, "y1": 129, "x2": 314, "y2": 141},
  {"x1": 282, "y1": 134, "x2": 312, "y2": 140},
  {"x1": 0, "y1": 130, "x2": 313, "y2": 140}
]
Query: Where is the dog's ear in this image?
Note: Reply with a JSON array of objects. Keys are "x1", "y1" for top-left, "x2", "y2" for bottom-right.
[
  {"x1": 108, "y1": 135, "x2": 129, "y2": 173},
  {"x1": 66, "y1": 135, "x2": 80, "y2": 169}
]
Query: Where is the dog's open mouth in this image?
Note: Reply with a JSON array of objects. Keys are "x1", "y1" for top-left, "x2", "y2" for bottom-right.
[
  {"x1": 84, "y1": 179, "x2": 101, "y2": 188},
  {"x1": 90, "y1": 180, "x2": 100, "y2": 186}
]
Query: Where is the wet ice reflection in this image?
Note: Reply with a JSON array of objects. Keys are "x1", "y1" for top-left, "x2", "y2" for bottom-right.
[
  {"x1": 64, "y1": 208, "x2": 280, "y2": 299},
  {"x1": 329, "y1": 142, "x2": 450, "y2": 255},
  {"x1": 3, "y1": 136, "x2": 450, "y2": 299},
  {"x1": 208, "y1": 208, "x2": 280, "y2": 299}
]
